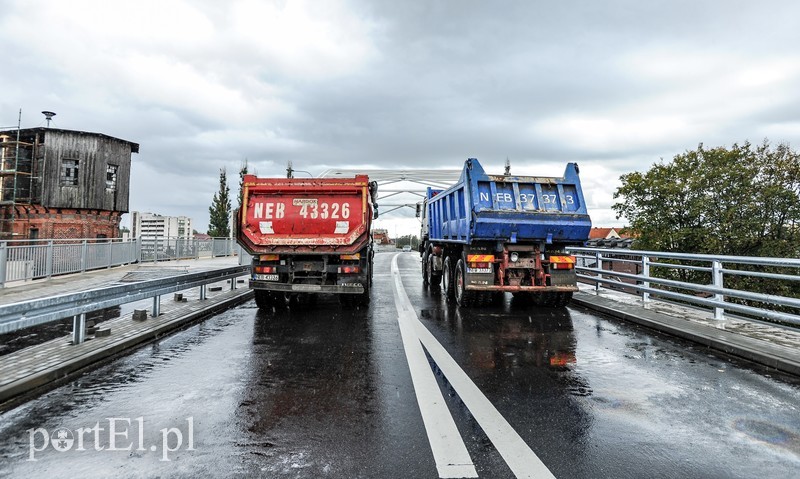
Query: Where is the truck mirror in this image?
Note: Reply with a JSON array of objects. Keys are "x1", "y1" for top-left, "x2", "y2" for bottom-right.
[{"x1": 415, "y1": 203, "x2": 421, "y2": 218}]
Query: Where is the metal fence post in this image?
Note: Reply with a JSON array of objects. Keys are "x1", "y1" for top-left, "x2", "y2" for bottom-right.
[
  {"x1": 153, "y1": 295, "x2": 161, "y2": 317},
  {"x1": 712, "y1": 260, "x2": 725, "y2": 320},
  {"x1": 200, "y1": 284, "x2": 207, "y2": 300},
  {"x1": 641, "y1": 255, "x2": 650, "y2": 304},
  {"x1": 72, "y1": 313, "x2": 86, "y2": 345},
  {"x1": 0, "y1": 241, "x2": 7, "y2": 288},
  {"x1": 46, "y1": 240, "x2": 54, "y2": 278},
  {"x1": 107, "y1": 240, "x2": 112, "y2": 269},
  {"x1": 80, "y1": 240, "x2": 88, "y2": 273},
  {"x1": 595, "y1": 251, "x2": 602, "y2": 292}
]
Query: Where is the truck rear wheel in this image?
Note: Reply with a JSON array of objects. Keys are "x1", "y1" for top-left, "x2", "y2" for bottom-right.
[
  {"x1": 556, "y1": 292, "x2": 573, "y2": 306},
  {"x1": 354, "y1": 279, "x2": 371, "y2": 305},
  {"x1": 340, "y1": 281, "x2": 371, "y2": 306},
  {"x1": 427, "y1": 254, "x2": 442, "y2": 289},
  {"x1": 254, "y1": 290, "x2": 282, "y2": 309},
  {"x1": 442, "y1": 256, "x2": 455, "y2": 300},
  {"x1": 455, "y1": 259, "x2": 479, "y2": 307},
  {"x1": 422, "y1": 251, "x2": 430, "y2": 285}
]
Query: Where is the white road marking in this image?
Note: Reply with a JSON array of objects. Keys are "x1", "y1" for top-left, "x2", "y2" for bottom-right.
[
  {"x1": 391, "y1": 254, "x2": 557, "y2": 479},
  {"x1": 391, "y1": 255, "x2": 478, "y2": 478}
]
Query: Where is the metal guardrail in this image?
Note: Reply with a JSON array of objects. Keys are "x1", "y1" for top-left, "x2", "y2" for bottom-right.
[
  {"x1": 139, "y1": 237, "x2": 237, "y2": 262},
  {"x1": 566, "y1": 247, "x2": 800, "y2": 327},
  {"x1": 0, "y1": 237, "x2": 238, "y2": 287},
  {"x1": 0, "y1": 265, "x2": 250, "y2": 344}
]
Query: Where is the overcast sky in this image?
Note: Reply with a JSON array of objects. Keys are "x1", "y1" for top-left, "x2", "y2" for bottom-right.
[{"x1": 2, "y1": 0, "x2": 799, "y2": 236}]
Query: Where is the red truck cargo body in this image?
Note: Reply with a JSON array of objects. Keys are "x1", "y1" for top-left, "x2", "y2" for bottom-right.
[
  {"x1": 237, "y1": 173, "x2": 376, "y2": 308},
  {"x1": 238, "y1": 175, "x2": 372, "y2": 254}
]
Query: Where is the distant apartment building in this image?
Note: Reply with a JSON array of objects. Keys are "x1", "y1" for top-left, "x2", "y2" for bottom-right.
[
  {"x1": 131, "y1": 212, "x2": 193, "y2": 258},
  {"x1": 131, "y1": 212, "x2": 192, "y2": 240},
  {"x1": 0, "y1": 127, "x2": 138, "y2": 240}
]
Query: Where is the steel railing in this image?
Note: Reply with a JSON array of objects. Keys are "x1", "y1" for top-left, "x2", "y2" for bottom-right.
[
  {"x1": 0, "y1": 265, "x2": 250, "y2": 344},
  {"x1": 567, "y1": 247, "x2": 800, "y2": 327},
  {"x1": 0, "y1": 237, "x2": 239, "y2": 287}
]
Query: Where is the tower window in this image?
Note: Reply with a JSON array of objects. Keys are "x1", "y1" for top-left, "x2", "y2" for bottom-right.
[
  {"x1": 106, "y1": 164, "x2": 119, "y2": 190},
  {"x1": 61, "y1": 159, "x2": 79, "y2": 186}
]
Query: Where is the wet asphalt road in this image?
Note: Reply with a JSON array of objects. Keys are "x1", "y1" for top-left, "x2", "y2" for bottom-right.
[{"x1": 1, "y1": 251, "x2": 799, "y2": 478}]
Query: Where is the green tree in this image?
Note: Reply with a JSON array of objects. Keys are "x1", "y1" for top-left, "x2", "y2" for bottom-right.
[
  {"x1": 238, "y1": 159, "x2": 248, "y2": 210},
  {"x1": 395, "y1": 234, "x2": 420, "y2": 249},
  {"x1": 208, "y1": 168, "x2": 232, "y2": 237},
  {"x1": 613, "y1": 141, "x2": 800, "y2": 257}
]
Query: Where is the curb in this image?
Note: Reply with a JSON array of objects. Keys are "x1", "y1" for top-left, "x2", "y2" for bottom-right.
[{"x1": 572, "y1": 292, "x2": 800, "y2": 377}]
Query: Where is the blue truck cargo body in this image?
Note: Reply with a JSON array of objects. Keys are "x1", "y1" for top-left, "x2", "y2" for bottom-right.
[
  {"x1": 420, "y1": 158, "x2": 592, "y2": 307},
  {"x1": 425, "y1": 158, "x2": 591, "y2": 245}
]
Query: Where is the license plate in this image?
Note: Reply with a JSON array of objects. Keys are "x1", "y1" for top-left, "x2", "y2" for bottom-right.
[
  {"x1": 254, "y1": 274, "x2": 279, "y2": 281},
  {"x1": 467, "y1": 268, "x2": 493, "y2": 274}
]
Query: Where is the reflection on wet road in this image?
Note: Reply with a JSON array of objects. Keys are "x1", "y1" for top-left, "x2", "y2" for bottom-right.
[{"x1": 1, "y1": 252, "x2": 799, "y2": 478}]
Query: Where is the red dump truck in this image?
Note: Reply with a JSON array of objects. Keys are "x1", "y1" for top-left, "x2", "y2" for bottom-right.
[{"x1": 236, "y1": 174, "x2": 378, "y2": 308}]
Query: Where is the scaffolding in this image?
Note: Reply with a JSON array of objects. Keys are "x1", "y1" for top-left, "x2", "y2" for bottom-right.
[{"x1": 0, "y1": 111, "x2": 35, "y2": 239}]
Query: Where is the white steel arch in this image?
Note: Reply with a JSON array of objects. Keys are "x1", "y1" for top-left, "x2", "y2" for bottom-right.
[{"x1": 318, "y1": 168, "x2": 462, "y2": 216}]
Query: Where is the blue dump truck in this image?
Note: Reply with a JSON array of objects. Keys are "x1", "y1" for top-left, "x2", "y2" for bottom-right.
[{"x1": 418, "y1": 158, "x2": 592, "y2": 307}]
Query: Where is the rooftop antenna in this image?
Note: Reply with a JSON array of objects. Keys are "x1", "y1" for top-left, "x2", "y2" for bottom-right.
[
  {"x1": 504, "y1": 157, "x2": 511, "y2": 176},
  {"x1": 42, "y1": 111, "x2": 56, "y2": 127}
]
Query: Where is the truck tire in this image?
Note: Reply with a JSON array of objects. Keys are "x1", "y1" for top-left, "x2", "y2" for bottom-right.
[
  {"x1": 556, "y1": 292, "x2": 573, "y2": 306},
  {"x1": 455, "y1": 259, "x2": 478, "y2": 307},
  {"x1": 354, "y1": 268, "x2": 372, "y2": 305},
  {"x1": 422, "y1": 251, "x2": 430, "y2": 285},
  {"x1": 442, "y1": 256, "x2": 455, "y2": 300},
  {"x1": 254, "y1": 290, "x2": 281, "y2": 309},
  {"x1": 427, "y1": 252, "x2": 442, "y2": 289},
  {"x1": 541, "y1": 292, "x2": 572, "y2": 307},
  {"x1": 340, "y1": 283, "x2": 371, "y2": 306},
  {"x1": 489, "y1": 292, "x2": 505, "y2": 306}
]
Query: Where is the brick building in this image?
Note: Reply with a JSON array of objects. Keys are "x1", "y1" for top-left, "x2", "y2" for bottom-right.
[
  {"x1": 0, "y1": 127, "x2": 138, "y2": 240},
  {"x1": 372, "y1": 228, "x2": 391, "y2": 244},
  {"x1": 588, "y1": 227, "x2": 632, "y2": 240}
]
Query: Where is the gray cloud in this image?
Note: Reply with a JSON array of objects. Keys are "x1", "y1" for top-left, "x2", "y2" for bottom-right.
[{"x1": 2, "y1": 0, "x2": 799, "y2": 233}]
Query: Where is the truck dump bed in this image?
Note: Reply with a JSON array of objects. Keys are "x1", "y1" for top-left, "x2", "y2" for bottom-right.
[
  {"x1": 426, "y1": 158, "x2": 591, "y2": 244},
  {"x1": 237, "y1": 175, "x2": 374, "y2": 254}
]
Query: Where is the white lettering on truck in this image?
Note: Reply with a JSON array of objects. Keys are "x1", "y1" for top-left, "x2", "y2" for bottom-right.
[
  {"x1": 495, "y1": 193, "x2": 513, "y2": 203},
  {"x1": 253, "y1": 202, "x2": 285, "y2": 219},
  {"x1": 298, "y1": 201, "x2": 351, "y2": 219}
]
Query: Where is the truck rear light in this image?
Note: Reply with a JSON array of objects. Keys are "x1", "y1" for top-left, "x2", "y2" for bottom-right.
[
  {"x1": 467, "y1": 254, "x2": 494, "y2": 263},
  {"x1": 340, "y1": 253, "x2": 361, "y2": 260},
  {"x1": 259, "y1": 254, "x2": 280, "y2": 261},
  {"x1": 549, "y1": 352, "x2": 576, "y2": 366},
  {"x1": 254, "y1": 266, "x2": 276, "y2": 273},
  {"x1": 338, "y1": 266, "x2": 360, "y2": 274},
  {"x1": 469, "y1": 262, "x2": 490, "y2": 269},
  {"x1": 549, "y1": 256, "x2": 575, "y2": 270}
]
